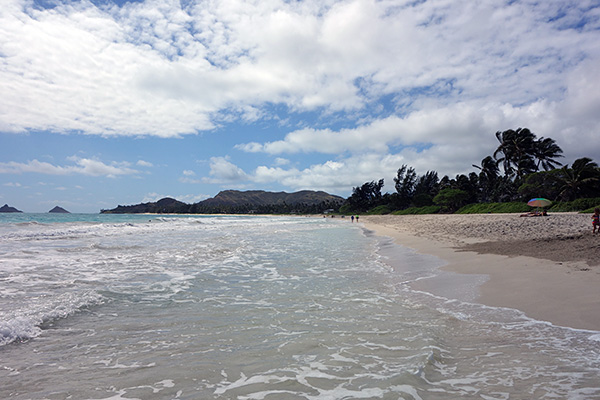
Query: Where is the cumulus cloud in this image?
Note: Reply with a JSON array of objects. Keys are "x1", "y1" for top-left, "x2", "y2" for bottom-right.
[
  {"x1": 274, "y1": 158, "x2": 290, "y2": 166},
  {"x1": 2, "y1": 0, "x2": 599, "y2": 202},
  {"x1": 1, "y1": 0, "x2": 598, "y2": 140},
  {"x1": 238, "y1": 87, "x2": 600, "y2": 173},
  {"x1": 137, "y1": 160, "x2": 154, "y2": 167},
  {"x1": 201, "y1": 156, "x2": 249, "y2": 184},
  {"x1": 201, "y1": 153, "x2": 451, "y2": 195},
  {"x1": 0, "y1": 158, "x2": 139, "y2": 177},
  {"x1": 142, "y1": 192, "x2": 210, "y2": 203}
]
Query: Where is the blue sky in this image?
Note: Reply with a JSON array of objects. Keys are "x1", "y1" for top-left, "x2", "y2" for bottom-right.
[{"x1": 1, "y1": 0, "x2": 600, "y2": 212}]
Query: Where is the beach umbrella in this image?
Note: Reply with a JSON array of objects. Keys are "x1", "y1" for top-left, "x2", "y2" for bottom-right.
[{"x1": 527, "y1": 198, "x2": 552, "y2": 208}]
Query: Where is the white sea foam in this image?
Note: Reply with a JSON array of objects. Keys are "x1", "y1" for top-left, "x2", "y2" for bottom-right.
[
  {"x1": 0, "y1": 215, "x2": 599, "y2": 399},
  {"x1": 0, "y1": 290, "x2": 104, "y2": 345}
]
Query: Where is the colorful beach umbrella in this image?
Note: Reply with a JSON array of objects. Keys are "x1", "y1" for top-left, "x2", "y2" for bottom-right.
[{"x1": 527, "y1": 198, "x2": 552, "y2": 208}]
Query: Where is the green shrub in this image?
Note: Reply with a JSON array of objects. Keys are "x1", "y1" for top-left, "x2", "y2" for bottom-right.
[
  {"x1": 549, "y1": 198, "x2": 600, "y2": 212},
  {"x1": 392, "y1": 205, "x2": 441, "y2": 215},
  {"x1": 338, "y1": 204, "x2": 354, "y2": 215},
  {"x1": 433, "y1": 188, "x2": 469, "y2": 212},
  {"x1": 366, "y1": 205, "x2": 392, "y2": 215},
  {"x1": 582, "y1": 207, "x2": 599, "y2": 213},
  {"x1": 456, "y1": 202, "x2": 530, "y2": 214}
]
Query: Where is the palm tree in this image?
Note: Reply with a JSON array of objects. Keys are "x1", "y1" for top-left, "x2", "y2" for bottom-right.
[
  {"x1": 556, "y1": 157, "x2": 600, "y2": 201},
  {"x1": 473, "y1": 156, "x2": 500, "y2": 182},
  {"x1": 473, "y1": 156, "x2": 500, "y2": 202},
  {"x1": 493, "y1": 128, "x2": 537, "y2": 180},
  {"x1": 533, "y1": 137, "x2": 563, "y2": 171}
]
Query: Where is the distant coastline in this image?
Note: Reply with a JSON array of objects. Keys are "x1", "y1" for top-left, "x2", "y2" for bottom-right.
[{"x1": 101, "y1": 190, "x2": 344, "y2": 215}]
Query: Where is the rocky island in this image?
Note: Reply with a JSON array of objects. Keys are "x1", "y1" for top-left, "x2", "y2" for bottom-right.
[
  {"x1": 49, "y1": 206, "x2": 70, "y2": 213},
  {"x1": 0, "y1": 204, "x2": 23, "y2": 213}
]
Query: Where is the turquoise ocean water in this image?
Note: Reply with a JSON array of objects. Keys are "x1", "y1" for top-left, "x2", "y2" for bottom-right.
[{"x1": 1, "y1": 213, "x2": 599, "y2": 399}]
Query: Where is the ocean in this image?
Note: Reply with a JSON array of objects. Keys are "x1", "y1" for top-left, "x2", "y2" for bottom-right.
[{"x1": 1, "y1": 213, "x2": 599, "y2": 399}]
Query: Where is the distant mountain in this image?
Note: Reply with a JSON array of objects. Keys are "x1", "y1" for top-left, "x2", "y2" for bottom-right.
[
  {"x1": 0, "y1": 204, "x2": 22, "y2": 213},
  {"x1": 101, "y1": 197, "x2": 189, "y2": 214},
  {"x1": 101, "y1": 191, "x2": 344, "y2": 214},
  {"x1": 201, "y1": 190, "x2": 343, "y2": 207},
  {"x1": 49, "y1": 206, "x2": 70, "y2": 213}
]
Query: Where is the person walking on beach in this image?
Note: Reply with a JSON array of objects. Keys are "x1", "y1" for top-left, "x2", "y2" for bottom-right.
[
  {"x1": 355, "y1": 215, "x2": 359, "y2": 223},
  {"x1": 351, "y1": 215, "x2": 354, "y2": 223},
  {"x1": 592, "y1": 208, "x2": 600, "y2": 233}
]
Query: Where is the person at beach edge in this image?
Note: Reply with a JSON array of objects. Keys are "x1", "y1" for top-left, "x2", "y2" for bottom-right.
[{"x1": 592, "y1": 208, "x2": 600, "y2": 234}]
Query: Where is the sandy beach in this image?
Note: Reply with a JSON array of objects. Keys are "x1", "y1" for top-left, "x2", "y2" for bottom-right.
[{"x1": 361, "y1": 213, "x2": 600, "y2": 331}]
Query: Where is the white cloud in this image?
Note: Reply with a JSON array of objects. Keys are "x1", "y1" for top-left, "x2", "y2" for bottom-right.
[
  {"x1": 1, "y1": 0, "x2": 599, "y2": 204},
  {"x1": 237, "y1": 85, "x2": 600, "y2": 173},
  {"x1": 274, "y1": 158, "x2": 290, "y2": 166},
  {"x1": 202, "y1": 156, "x2": 248, "y2": 184},
  {"x1": 1, "y1": 0, "x2": 598, "y2": 140},
  {"x1": 0, "y1": 158, "x2": 139, "y2": 177},
  {"x1": 137, "y1": 160, "x2": 154, "y2": 167},
  {"x1": 236, "y1": 102, "x2": 501, "y2": 157},
  {"x1": 74, "y1": 158, "x2": 139, "y2": 177},
  {"x1": 142, "y1": 192, "x2": 210, "y2": 204},
  {"x1": 202, "y1": 153, "x2": 436, "y2": 196}
]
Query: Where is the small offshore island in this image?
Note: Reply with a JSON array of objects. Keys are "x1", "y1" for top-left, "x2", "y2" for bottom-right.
[
  {"x1": 0, "y1": 204, "x2": 23, "y2": 213},
  {"x1": 0, "y1": 205, "x2": 70, "y2": 213},
  {"x1": 49, "y1": 206, "x2": 70, "y2": 214}
]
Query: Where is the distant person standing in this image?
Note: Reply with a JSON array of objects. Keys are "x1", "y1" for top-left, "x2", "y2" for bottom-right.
[
  {"x1": 351, "y1": 215, "x2": 355, "y2": 223},
  {"x1": 356, "y1": 215, "x2": 359, "y2": 223},
  {"x1": 592, "y1": 208, "x2": 600, "y2": 233}
]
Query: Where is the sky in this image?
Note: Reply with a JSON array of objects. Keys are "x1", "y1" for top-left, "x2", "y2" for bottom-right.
[{"x1": 1, "y1": 0, "x2": 599, "y2": 213}]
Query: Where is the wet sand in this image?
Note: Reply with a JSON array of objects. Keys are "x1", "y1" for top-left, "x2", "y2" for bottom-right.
[{"x1": 361, "y1": 213, "x2": 600, "y2": 331}]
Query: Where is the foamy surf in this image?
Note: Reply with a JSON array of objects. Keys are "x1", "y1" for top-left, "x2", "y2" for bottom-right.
[{"x1": 1, "y1": 214, "x2": 599, "y2": 399}]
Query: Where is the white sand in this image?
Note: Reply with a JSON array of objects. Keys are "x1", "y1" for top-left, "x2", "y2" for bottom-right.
[{"x1": 361, "y1": 213, "x2": 600, "y2": 331}]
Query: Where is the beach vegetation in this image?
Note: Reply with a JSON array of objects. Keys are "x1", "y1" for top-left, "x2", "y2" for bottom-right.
[
  {"x1": 456, "y1": 202, "x2": 530, "y2": 214},
  {"x1": 517, "y1": 169, "x2": 563, "y2": 201},
  {"x1": 554, "y1": 157, "x2": 600, "y2": 201},
  {"x1": 343, "y1": 179, "x2": 385, "y2": 212},
  {"x1": 494, "y1": 128, "x2": 538, "y2": 180},
  {"x1": 392, "y1": 205, "x2": 441, "y2": 215},
  {"x1": 548, "y1": 198, "x2": 600, "y2": 213},
  {"x1": 366, "y1": 205, "x2": 393, "y2": 215},
  {"x1": 412, "y1": 193, "x2": 435, "y2": 207},
  {"x1": 339, "y1": 127, "x2": 600, "y2": 215},
  {"x1": 433, "y1": 188, "x2": 470, "y2": 212},
  {"x1": 493, "y1": 128, "x2": 563, "y2": 181},
  {"x1": 472, "y1": 156, "x2": 500, "y2": 202},
  {"x1": 391, "y1": 165, "x2": 418, "y2": 209},
  {"x1": 414, "y1": 171, "x2": 440, "y2": 202}
]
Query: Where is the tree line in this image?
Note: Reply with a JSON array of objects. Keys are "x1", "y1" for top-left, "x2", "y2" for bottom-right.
[{"x1": 340, "y1": 128, "x2": 600, "y2": 213}]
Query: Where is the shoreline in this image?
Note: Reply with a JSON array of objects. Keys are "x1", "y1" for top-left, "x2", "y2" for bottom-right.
[{"x1": 361, "y1": 214, "x2": 600, "y2": 331}]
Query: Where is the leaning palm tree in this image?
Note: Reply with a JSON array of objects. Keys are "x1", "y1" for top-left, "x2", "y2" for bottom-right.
[
  {"x1": 473, "y1": 156, "x2": 501, "y2": 202},
  {"x1": 533, "y1": 137, "x2": 563, "y2": 171},
  {"x1": 556, "y1": 157, "x2": 600, "y2": 201},
  {"x1": 472, "y1": 155, "x2": 500, "y2": 182},
  {"x1": 493, "y1": 128, "x2": 537, "y2": 180}
]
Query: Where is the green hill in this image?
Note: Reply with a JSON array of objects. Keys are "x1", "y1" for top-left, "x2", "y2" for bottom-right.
[{"x1": 101, "y1": 191, "x2": 344, "y2": 214}]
